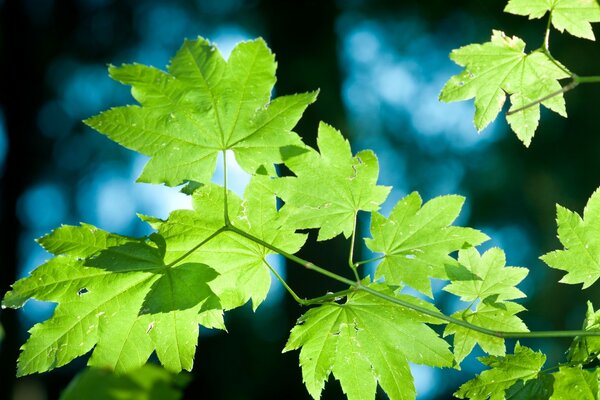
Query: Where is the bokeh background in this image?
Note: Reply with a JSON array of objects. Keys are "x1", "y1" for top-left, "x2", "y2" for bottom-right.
[{"x1": 1, "y1": 0, "x2": 600, "y2": 399}]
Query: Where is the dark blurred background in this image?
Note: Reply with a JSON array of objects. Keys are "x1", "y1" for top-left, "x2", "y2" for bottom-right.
[{"x1": 1, "y1": 0, "x2": 600, "y2": 399}]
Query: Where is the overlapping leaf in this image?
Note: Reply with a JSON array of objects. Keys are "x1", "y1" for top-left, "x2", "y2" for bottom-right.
[
  {"x1": 455, "y1": 343, "x2": 546, "y2": 400},
  {"x1": 272, "y1": 122, "x2": 390, "y2": 241},
  {"x1": 85, "y1": 37, "x2": 317, "y2": 186},
  {"x1": 505, "y1": 0, "x2": 600, "y2": 40},
  {"x1": 445, "y1": 302, "x2": 529, "y2": 366},
  {"x1": 444, "y1": 248, "x2": 529, "y2": 365},
  {"x1": 160, "y1": 176, "x2": 306, "y2": 310},
  {"x1": 365, "y1": 192, "x2": 488, "y2": 296},
  {"x1": 284, "y1": 283, "x2": 453, "y2": 400},
  {"x1": 541, "y1": 187, "x2": 600, "y2": 288},
  {"x1": 3, "y1": 224, "x2": 223, "y2": 376},
  {"x1": 440, "y1": 30, "x2": 570, "y2": 146},
  {"x1": 568, "y1": 301, "x2": 600, "y2": 364},
  {"x1": 444, "y1": 247, "x2": 528, "y2": 302},
  {"x1": 60, "y1": 365, "x2": 190, "y2": 400}
]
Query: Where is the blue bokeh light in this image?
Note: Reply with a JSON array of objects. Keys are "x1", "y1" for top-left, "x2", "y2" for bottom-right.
[
  {"x1": 0, "y1": 109, "x2": 7, "y2": 175},
  {"x1": 16, "y1": 182, "x2": 68, "y2": 231}
]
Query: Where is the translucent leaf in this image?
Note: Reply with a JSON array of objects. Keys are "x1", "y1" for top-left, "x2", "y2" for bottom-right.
[
  {"x1": 440, "y1": 30, "x2": 570, "y2": 146},
  {"x1": 541, "y1": 187, "x2": 600, "y2": 288},
  {"x1": 365, "y1": 192, "x2": 488, "y2": 297},
  {"x1": 455, "y1": 343, "x2": 546, "y2": 400},
  {"x1": 284, "y1": 283, "x2": 453, "y2": 400},
  {"x1": 85, "y1": 37, "x2": 317, "y2": 186},
  {"x1": 271, "y1": 122, "x2": 390, "y2": 241},
  {"x1": 505, "y1": 0, "x2": 600, "y2": 40},
  {"x1": 2, "y1": 225, "x2": 223, "y2": 376}
]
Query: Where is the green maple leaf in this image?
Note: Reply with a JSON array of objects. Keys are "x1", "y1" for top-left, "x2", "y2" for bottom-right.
[
  {"x1": 541, "y1": 187, "x2": 600, "y2": 288},
  {"x1": 568, "y1": 301, "x2": 600, "y2": 364},
  {"x1": 272, "y1": 122, "x2": 390, "y2": 241},
  {"x1": 455, "y1": 343, "x2": 546, "y2": 400},
  {"x1": 505, "y1": 0, "x2": 600, "y2": 40},
  {"x1": 365, "y1": 192, "x2": 488, "y2": 297},
  {"x1": 60, "y1": 365, "x2": 190, "y2": 400},
  {"x1": 445, "y1": 302, "x2": 529, "y2": 366},
  {"x1": 2, "y1": 224, "x2": 223, "y2": 376},
  {"x1": 160, "y1": 176, "x2": 306, "y2": 310},
  {"x1": 444, "y1": 247, "x2": 528, "y2": 303},
  {"x1": 284, "y1": 283, "x2": 453, "y2": 400},
  {"x1": 85, "y1": 37, "x2": 317, "y2": 186},
  {"x1": 440, "y1": 30, "x2": 570, "y2": 146},
  {"x1": 550, "y1": 366, "x2": 599, "y2": 399}
]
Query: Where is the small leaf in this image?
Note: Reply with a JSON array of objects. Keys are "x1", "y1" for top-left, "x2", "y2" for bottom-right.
[
  {"x1": 541, "y1": 187, "x2": 600, "y2": 288},
  {"x1": 365, "y1": 192, "x2": 488, "y2": 297},
  {"x1": 444, "y1": 247, "x2": 528, "y2": 303},
  {"x1": 272, "y1": 122, "x2": 390, "y2": 241},
  {"x1": 505, "y1": 0, "x2": 600, "y2": 40},
  {"x1": 440, "y1": 30, "x2": 570, "y2": 146},
  {"x1": 568, "y1": 301, "x2": 600, "y2": 364}
]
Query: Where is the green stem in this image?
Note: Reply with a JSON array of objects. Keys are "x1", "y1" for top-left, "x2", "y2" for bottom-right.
[
  {"x1": 226, "y1": 224, "x2": 357, "y2": 286},
  {"x1": 575, "y1": 75, "x2": 600, "y2": 84},
  {"x1": 348, "y1": 213, "x2": 360, "y2": 281},
  {"x1": 226, "y1": 224, "x2": 600, "y2": 339},
  {"x1": 506, "y1": 78, "x2": 579, "y2": 115},
  {"x1": 543, "y1": 12, "x2": 552, "y2": 51},
  {"x1": 354, "y1": 255, "x2": 385, "y2": 267},
  {"x1": 302, "y1": 289, "x2": 354, "y2": 305},
  {"x1": 263, "y1": 257, "x2": 306, "y2": 305}
]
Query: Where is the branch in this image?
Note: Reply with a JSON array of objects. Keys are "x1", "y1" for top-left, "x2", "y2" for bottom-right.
[{"x1": 225, "y1": 224, "x2": 600, "y2": 339}]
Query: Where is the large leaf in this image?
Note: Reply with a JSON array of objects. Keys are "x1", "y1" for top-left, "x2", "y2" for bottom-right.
[
  {"x1": 365, "y1": 192, "x2": 488, "y2": 296},
  {"x1": 272, "y1": 122, "x2": 390, "y2": 241},
  {"x1": 440, "y1": 30, "x2": 570, "y2": 146},
  {"x1": 541, "y1": 187, "x2": 600, "y2": 288},
  {"x1": 505, "y1": 0, "x2": 600, "y2": 40},
  {"x1": 85, "y1": 37, "x2": 317, "y2": 186},
  {"x1": 3, "y1": 224, "x2": 223, "y2": 376},
  {"x1": 284, "y1": 283, "x2": 453, "y2": 400}
]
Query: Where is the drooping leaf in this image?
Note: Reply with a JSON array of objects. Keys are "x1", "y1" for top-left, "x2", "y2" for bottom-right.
[
  {"x1": 550, "y1": 366, "x2": 599, "y2": 400},
  {"x1": 160, "y1": 176, "x2": 307, "y2": 310},
  {"x1": 85, "y1": 37, "x2": 317, "y2": 186},
  {"x1": 445, "y1": 302, "x2": 529, "y2": 366},
  {"x1": 568, "y1": 301, "x2": 600, "y2": 364},
  {"x1": 2, "y1": 224, "x2": 223, "y2": 376},
  {"x1": 505, "y1": 0, "x2": 600, "y2": 40},
  {"x1": 444, "y1": 247, "x2": 528, "y2": 303},
  {"x1": 284, "y1": 283, "x2": 453, "y2": 400},
  {"x1": 272, "y1": 122, "x2": 390, "y2": 241},
  {"x1": 365, "y1": 192, "x2": 488, "y2": 296},
  {"x1": 60, "y1": 365, "x2": 191, "y2": 400},
  {"x1": 440, "y1": 30, "x2": 570, "y2": 146},
  {"x1": 455, "y1": 343, "x2": 546, "y2": 400},
  {"x1": 541, "y1": 187, "x2": 600, "y2": 288}
]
